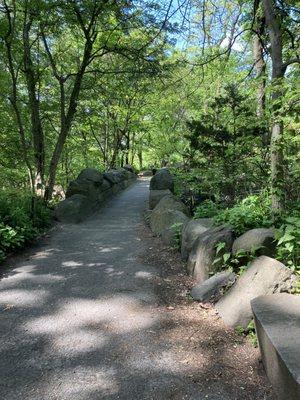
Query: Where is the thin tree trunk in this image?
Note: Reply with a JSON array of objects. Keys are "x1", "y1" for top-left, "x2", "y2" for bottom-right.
[
  {"x1": 253, "y1": 32, "x2": 266, "y2": 118},
  {"x1": 23, "y1": 8, "x2": 45, "y2": 192},
  {"x1": 253, "y1": 31, "x2": 269, "y2": 146},
  {"x1": 3, "y1": 1, "x2": 34, "y2": 190},
  {"x1": 138, "y1": 149, "x2": 143, "y2": 170},
  {"x1": 262, "y1": 0, "x2": 285, "y2": 214}
]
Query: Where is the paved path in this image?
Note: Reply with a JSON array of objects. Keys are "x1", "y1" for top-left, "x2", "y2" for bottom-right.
[{"x1": 0, "y1": 180, "x2": 271, "y2": 400}]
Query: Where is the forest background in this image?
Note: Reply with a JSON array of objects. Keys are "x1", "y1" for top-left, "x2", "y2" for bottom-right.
[{"x1": 0, "y1": 0, "x2": 299, "y2": 267}]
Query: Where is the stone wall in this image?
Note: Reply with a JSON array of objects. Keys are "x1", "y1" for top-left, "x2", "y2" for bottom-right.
[
  {"x1": 147, "y1": 168, "x2": 299, "y2": 399},
  {"x1": 55, "y1": 166, "x2": 136, "y2": 223},
  {"x1": 147, "y1": 168, "x2": 297, "y2": 319}
]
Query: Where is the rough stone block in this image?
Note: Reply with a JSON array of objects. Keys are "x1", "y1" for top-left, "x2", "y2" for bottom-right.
[
  {"x1": 54, "y1": 194, "x2": 92, "y2": 223},
  {"x1": 216, "y1": 256, "x2": 296, "y2": 329},
  {"x1": 181, "y1": 218, "x2": 213, "y2": 261},
  {"x1": 55, "y1": 167, "x2": 136, "y2": 223},
  {"x1": 191, "y1": 271, "x2": 236, "y2": 302},
  {"x1": 150, "y1": 168, "x2": 174, "y2": 192},
  {"x1": 150, "y1": 209, "x2": 189, "y2": 238},
  {"x1": 153, "y1": 194, "x2": 190, "y2": 216},
  {"x1": 187, "y1": 226, "x2": 233, "y2": 283},
  {"x1": 149, "y1": 189, "x2": 172, "y2": 210},
  {"x1": 251, "y1": 294, "x2": 300, "y2": 400},
  {"x1": 232, "y1": 228, "x2": 276, "y2": 257},
  {"x1": 77, "y1": 168, "x2": 104, "y2": 184}
]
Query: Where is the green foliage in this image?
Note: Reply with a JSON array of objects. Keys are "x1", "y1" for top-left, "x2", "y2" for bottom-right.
[
  {"x1": 194, "y1": 200, "x2": 219, "y2": 218},
  {"x1": 213, "y1": 242, "x2": 259, "y2": 274},
  {"x1": 0, "y1": 0, "x2": 298, "y2": 264},
  {"x1": 172, "y1": 168, "x2": 201, "y2": 197},
  {"x1": 235, "y1": 321, "x2": 258, "y2": 348},
  {"x1": 214, "y1": 193, "x2": 272, "y2": 235},
  {"x1": 170, "y1": 222, "x2": 184, "y2": 249},
  {"x1": 275, "y1": 216, "x2": 300, "y2": 274},
  {"x1": 0, "y1": 191, "x2": 52, "y2": 262},
  {"x1": 185, "y1": 84, "x2": 267, "y2": 203}
]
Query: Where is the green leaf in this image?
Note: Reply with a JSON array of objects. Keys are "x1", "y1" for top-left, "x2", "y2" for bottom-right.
[
  {"x1": 223, "y1": 253, "x2": 231, "y2": 263},
  {"x1": 215, "y1": 241, "x2": 226, "y2": 255},
  {"x1": 277, "y1": 233, "x2": 295, "y2": 245}
]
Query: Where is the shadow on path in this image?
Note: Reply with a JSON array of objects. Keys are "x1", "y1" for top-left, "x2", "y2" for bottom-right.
[{"x1": 0, "y1": 180, "x2": 274, "y2": 400}]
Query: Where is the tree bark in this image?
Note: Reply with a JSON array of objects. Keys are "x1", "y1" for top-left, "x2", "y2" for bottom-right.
[
  {"x1": 3, "y1": 0, "x2": 34, "y2": 190},
  {"x1": 44, "y1": 38, "x2": 93, "y2": 201},
  {"x1": 23, "y1": 8, "x2": 45, "y2": 192},
  {"x1": 253, "y1": 28, "x2": 266, "y2": 119},
  {"x1": 138, "y1": 149, "x2": 143, "y2": 170},
  {"x1": 262, "y1": 0, "x2": 285, "y2": 215}
]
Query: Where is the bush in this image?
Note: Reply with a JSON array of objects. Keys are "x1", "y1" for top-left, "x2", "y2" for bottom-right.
[
  {"x1": 213, "y1": 192, "x2": 272, "y2": 235},
  {"x1": 194, "y1": 200, "x2": 219, "y2": 218},
  {"x1": 0, "y1": 190, "x2": 52, "y2": 262},
  {"x1": 275, "y1": 216, "x2": 300, "y2": 274},
  {"x1": 171, "y1": 167, "x2": 203, "y2": 197}
]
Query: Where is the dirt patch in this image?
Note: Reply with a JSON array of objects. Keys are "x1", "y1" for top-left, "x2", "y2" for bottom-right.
[{"x1": 139, "y1": 217, "x2": 275, "y2": 400}]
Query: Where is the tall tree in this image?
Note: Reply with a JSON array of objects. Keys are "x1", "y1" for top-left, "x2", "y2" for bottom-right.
[{"x1": 260, "y1": 0, "x2": 300, "y2": 214}]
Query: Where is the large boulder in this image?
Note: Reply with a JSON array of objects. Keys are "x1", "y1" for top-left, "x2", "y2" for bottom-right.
[
  {"x1": 77, "y1": 168, "x2": 103, "y2": 185},
  {"x1": 216, "y1": 256, "x2": 297, "y2": 329},
  {"x1": 191, "y1": 271, "x2": 236, "y2": 302},
  {"x1": 149, "y1": 189, "x2": 172, "y2": 210},
  {"x1": 187, "y1": 226, "x2": 233, "y2": 283},
  {"x1": 154, "y1": 194, "x2": 190, "y2": 216},
  {"x1": 251, "y1": 294, "x2": 300, "y2": 400},
  {"x1": 150, "y1": 209, "x2": 189, "y2": 238},
  {"x1": 101, "y1": 178, "x2": 113, "y2": 195},
  {"x1": 140, "y1": 170, "x2": 153, "y2": 177},
  {"x1": 160, "y1": 213, "x2": 190, "y2": 247},
  {"x1": 232, "y1": 228, "x2": 276, "y2": 256},
  {"x1": 103, "y1": 171, "x2": 117, "y2": 185},
  {"x1": 118, "y1": 167, "x2": 132, "y2": 181},
  {"x1": 150, "y1": 168, "x2": 174, "y2": 192},
  {"x1": 66, "y1": 168, "x2": 106, "y2": 204},
  {"x1": 54, "y1": 194, "x2": 92, "y2": 223},
  {"x1": 181, "y1": 218, "x2": 214, "y2": 261},
  {"x1": 123, "y1": 164, "x2": 135, "y2": 174},
  {"x1": 104, "y1": 168, "x2": 136, "y2": 187},
  {"x1": 66, "y1": 179, "x2": 99, "y2": 202},
  {"x1": 103, "y1": 170, "x2": 122, "y2": 185}
]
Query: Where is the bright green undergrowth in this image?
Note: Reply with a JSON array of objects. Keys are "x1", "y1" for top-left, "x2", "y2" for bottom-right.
[
  {"x1": 0, "y1": 190, "x2": 52, "y2": 262},
  {"x1": 194, "y1": 193, "x2": 300, "y2": 274}
]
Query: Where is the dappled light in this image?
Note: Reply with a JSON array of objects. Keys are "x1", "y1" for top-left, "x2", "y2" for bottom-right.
[
  {"x1": 0, "y1": 289, "x2": 49, "y2": 308},
  {"x1": 0, "y1": 181, "x2": 273, "y2": 399},
  {"x1": 1, "y1": 0, "x2": 297, "y2": 396}
]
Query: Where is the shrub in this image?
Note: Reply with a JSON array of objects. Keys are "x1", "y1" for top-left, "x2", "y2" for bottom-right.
[
  {"x1": 214, "y1": 192, "x2": 272, "y2": 235},
  {"x1": 275, "y1": 216, "x2": 300, "y2": 274},
  {"x1": 170, "y1": 222, "x2": 184, "y2": 249},
  {"x1": 194, "y1": 199, "x2": 219, "y2": 218},
  {"x1": 0, "y1": 190, "x2": 52, "y2": 262}
]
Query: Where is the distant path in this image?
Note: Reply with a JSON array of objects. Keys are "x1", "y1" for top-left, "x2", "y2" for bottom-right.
[{"x1": 0, "y1": 180, "x2": 273, "y2": 400}]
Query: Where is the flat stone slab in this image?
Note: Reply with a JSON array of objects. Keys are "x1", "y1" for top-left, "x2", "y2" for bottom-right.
[{"x1": 251, "y1": 293, "x2": 300, "y2": 400}]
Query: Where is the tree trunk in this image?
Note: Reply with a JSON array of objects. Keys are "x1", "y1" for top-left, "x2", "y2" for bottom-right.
[
  {"x1": 23, "y1": 12, "x2": 45, "y2": 192},
  {"x1": 44, "y1": 39, "x2": 93, "y2": 201},
  {"x1": 2, "y1": 2, "x2": 34, "y2": 190},
  {"x1": 138, "y1": 149, "x2": 143, "y2": 170},
  {"x1": 253, "y1": 32, "x2": 266, "y2": 119},
  {"x1": 125, "y1": 133, "x2": 130, "y2": 164},
  {"x1": 262, "y1": 0, "x2": 285, "y2": 215}
]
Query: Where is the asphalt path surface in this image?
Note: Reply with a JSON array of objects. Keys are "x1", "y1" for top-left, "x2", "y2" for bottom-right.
[{"x1": 0, "y1": 180, "x2": 271, "y2": 400}]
